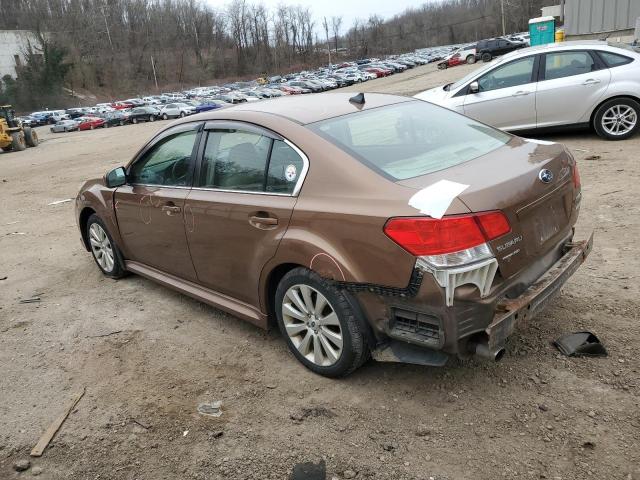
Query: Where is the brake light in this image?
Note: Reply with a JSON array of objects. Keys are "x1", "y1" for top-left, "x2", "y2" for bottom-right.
[
  {"x1": 384, "y1": 211, "x2": 511, "y2": 257},
  {"x1": 572, "y1": 163, "x2": 581, "y2": 189}
]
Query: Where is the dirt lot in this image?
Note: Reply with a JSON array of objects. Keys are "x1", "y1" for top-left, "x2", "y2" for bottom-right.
[{"x1": 1, "y1": 62, "x2": 639, "y2": 480}]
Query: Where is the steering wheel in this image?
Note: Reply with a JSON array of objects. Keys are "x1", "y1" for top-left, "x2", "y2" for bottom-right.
[{"x1": 170, "y1": 156, "x2": 189, "y2": 184}]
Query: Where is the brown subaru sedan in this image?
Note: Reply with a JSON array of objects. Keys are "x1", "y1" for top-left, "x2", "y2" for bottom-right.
[{"x1": 75, "y1": 93, "x2": 592, "y2": 377}]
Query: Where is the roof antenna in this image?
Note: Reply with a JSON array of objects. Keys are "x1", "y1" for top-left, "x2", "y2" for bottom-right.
[{"x1": 349, "y1": 92, "x2": 365, "y2": 108}]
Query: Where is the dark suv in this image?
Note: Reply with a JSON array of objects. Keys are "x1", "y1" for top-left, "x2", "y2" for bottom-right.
[{"x1": 476, "y1": 38, "x2": 526, "y2": 62}]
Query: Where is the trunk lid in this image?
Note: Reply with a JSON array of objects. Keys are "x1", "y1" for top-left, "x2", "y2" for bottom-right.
[{"x1": 398, "y1": 137, "x2": 579, "y2": 279}]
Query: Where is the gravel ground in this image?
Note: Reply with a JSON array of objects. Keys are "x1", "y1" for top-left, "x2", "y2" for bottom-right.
[{"x1": 0, "y1": 63, "x2": 639, "y2": 480}]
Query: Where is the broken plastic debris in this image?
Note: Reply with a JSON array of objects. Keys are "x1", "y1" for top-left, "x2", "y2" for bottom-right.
[
  {"x1": 553, "y1": 331, "x2": 607, "y2": 357},
  {"x1": 197, "y1": 400, "x2": 222, "y2": 417},
  {"x1": 408, "y1": 180, "x2": 469, "y2": 219},
  {"x1": 183, "y1": 430, "x2": 189, "y2": 437},
  {"x1": 47, "y1": 198, "x2": 73, "y2": 206}
]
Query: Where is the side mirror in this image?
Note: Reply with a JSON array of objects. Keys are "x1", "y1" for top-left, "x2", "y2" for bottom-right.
[
  {"x1": 469, "y1": 81, "x2": 480, "y2": 94},
  {"x1": 105, "y1": 167, "x2": 126, "y2": 188}
]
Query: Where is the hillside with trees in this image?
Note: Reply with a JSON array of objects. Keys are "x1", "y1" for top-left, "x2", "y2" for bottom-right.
[{"x1": 0, "y1": 0, "x2": 553, "y2": 108}]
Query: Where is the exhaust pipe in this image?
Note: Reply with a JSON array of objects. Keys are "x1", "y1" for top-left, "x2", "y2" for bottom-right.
[{"x1": 471, "y1": 341, "x2": 506, "y2": 362}]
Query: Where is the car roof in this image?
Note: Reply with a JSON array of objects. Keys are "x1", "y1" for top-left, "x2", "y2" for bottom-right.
[
  {"x1": 503, "y1": 40, "x2": 621, "y2": 60},
  {"x1": 176, "y1": 92, "x2": 413, "y2": 125}
]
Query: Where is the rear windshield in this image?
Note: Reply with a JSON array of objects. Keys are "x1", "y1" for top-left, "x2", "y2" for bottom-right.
[{"x1": 309, "y1": 101, "x2": 510, "y2": 180}]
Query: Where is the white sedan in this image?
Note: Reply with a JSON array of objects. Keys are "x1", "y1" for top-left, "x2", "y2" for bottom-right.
[
  {"x1": 158, "y1": 103, "x2": 196, "y2": 119},
  {"x1": 415, "y1": 41, "x2": 640, "y2": 140}
]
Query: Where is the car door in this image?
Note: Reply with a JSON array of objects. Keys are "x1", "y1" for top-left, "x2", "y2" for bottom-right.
[
  {"x1": 185, "y1": 121, "x2": 306, "y2": 308},
  {"x1": 462, "y1": 55, "x2": 538, "y2": 130},
  {"x1": 114, "y1": 123, "x2": 201, "y2": 281},
  {"x1": 535, "y1": 50, "x2": 611, "y2": 128}
]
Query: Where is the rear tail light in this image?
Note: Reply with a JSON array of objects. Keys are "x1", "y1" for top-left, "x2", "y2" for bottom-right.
[
  {"x1": 572, "y1": 163, "x2": 581, "y2": 189},
  {"x1": 384, "y1": 211, "x2": 511, "y2": 258}
]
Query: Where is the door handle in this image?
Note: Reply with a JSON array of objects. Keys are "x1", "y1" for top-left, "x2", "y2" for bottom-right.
[
  {"x1": 512, "y1": 90, "x2": 531, "y2": 97},
  {"x1": 250, "y1": 215, "x2": 278, "y2": 226},
  {"x1": 162, "y1": 204, "x2": 182, "y2": 216},
  {"x1": 582, "y1": 79, "x2": 601, "y2": 86}
]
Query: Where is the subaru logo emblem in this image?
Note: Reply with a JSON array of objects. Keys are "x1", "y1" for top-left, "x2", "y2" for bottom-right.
[{"x1": 538, "y1": 169, "x2": 554, "y2": 184}]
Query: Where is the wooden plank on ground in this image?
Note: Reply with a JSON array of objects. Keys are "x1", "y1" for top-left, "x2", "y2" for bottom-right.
[{"x1": 30, "y1": 387, "x2": 85, "y2": 457}]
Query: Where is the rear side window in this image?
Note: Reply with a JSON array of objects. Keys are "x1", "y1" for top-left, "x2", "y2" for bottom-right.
[
  {"x1": 200, "y1": 130, "x2": 271, "y2": 191},
  {"x1": 544, "y1": 51, "x2": 596, "y2": 80},
  {"x1": 199, "y1": 130, "x2": 304, "y2": 194},
  {"x1": 598, "y1": 51, "x2": 633, "y2": 67},
  {"x1": 267, "y1": 141, "x2": 304, "y2": 194},
  {"x1": 310, "y1": 101, "x2": 510, "y2": 181}
]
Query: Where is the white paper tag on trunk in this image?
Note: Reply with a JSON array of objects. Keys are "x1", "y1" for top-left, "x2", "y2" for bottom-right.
[{"x1": 408, "y1": 179, "x2": 470, "y2": 219}]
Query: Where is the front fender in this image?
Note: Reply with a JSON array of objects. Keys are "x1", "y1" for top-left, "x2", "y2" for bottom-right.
[{"x1": 75, "y1": 179, "x2": 123, "y2": 253}]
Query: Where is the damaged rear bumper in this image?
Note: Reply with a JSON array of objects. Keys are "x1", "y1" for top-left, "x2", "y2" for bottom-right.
[
  {"x1": 485, "y1": 231, "x2": 593, "y2": 351},
  {"x1": 364, "y1": 232, "x2": 593, "y2": 366}
]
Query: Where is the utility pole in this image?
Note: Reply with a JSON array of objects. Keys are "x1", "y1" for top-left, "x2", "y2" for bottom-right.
[
  {"x1": 323, "y1": 17, "x2": 331, "y2": 68},
  {"x1": 500, "y1": 0, "x2": 506, "y2": 36},
  {"x1": 150, "y1": 55, "x2": 158, "y2": 91},
  {"x1": 101, "y1": 6, "x2": 113, "y2": 49}
]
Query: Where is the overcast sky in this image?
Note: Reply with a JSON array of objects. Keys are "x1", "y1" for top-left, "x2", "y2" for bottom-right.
[{"x1": 204, "y1": 0, "x2": 427, "y2": 35}]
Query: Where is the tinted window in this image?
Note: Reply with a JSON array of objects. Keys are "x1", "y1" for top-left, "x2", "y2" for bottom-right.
[
  {"x1": 598, "y1": 50, "x2": 633, "y2": 67},
  {"x1": 129, "y1": 129, "x2": 197, "y2": 186},
  {"x1": 266, "y1": 141, "x2": 304, "y2": 194},
  {"x1": 544, "y1": 51, "x2": 596, "y2": 80},
  {"x1": 477, "y1": 56, "x2": 535, "y2": 92},
  {"x1": 311, "y1": 101, "x2": 510, "y2": 181},
  {"x1": 200, "y1": 130, "x2": 271, "y2": 191}
]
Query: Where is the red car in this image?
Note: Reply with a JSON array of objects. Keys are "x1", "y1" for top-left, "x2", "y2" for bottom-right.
[
  {"x1": 279, "y1": 85, "x2": 302, "y2": 95},
  {"x1": 77, "y1": 117, "x2": 106, "y2": 130},
  {"x1": 112, "y1": 102, "x2": 134, "y2": 110},
  {"x1": 438, "y1": 53, "x2": 465, "y2": 70},
  {"x1": 364, "y1": 67, "x2": 389, "y2": 78}
]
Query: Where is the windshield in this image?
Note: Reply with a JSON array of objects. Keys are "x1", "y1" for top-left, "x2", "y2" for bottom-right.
[
  {"x1": 309, "y1": 101, "x2": 510, "y2": 181},
  {"x1": 448, "y1": 58, "x2": 502, "y2": 91}
]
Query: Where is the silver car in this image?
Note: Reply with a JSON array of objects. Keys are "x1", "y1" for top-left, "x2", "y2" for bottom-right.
[
  {"x1": 415, "y1": 41, "x2": 640, "y2": 140},
  {"x1": 50, "y1": 119, "x2": 79, "y2": 133}
]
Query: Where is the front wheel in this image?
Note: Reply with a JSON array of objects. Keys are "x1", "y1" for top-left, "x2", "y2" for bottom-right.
[
  {"x1": 162, "y1": 113, "x2": 168, "y2": 120},
  {"x1": 593, "y1": 98, "x2": 640, "y2": 140},
  {"x1": 149, "y1": 115, "x2": 155, "y2": 122},
  {"x1": 10, "y1": 132, "x2": 26, "y2": 151},
  {"x1": 275, "y1": 267, "x2": 370, "y2": 377},
  {"x1": 86, "y1": 214, "x2": 126, "y2": 278},
  {"x1": 179, "y1": 111, "x2": 185, "y2": 118}
]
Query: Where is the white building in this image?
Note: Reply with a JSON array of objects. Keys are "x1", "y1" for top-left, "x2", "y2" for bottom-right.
[{"x1": 0, "y1": 30, "x2": 40, "y2": 79}]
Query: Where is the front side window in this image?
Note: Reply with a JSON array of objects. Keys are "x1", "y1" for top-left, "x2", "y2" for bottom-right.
[
  {"x1": 544, "y1": 51, "x2": 596, "y2": 80},
  {"x1": 311, "y1": 101, "x2": 510, "y2": 181},
  {"x1": 477, "y1": 56, "x2": 535, "y2": 92},
  {"x1": 129, "y1": 129, "x2": 197, "y2": 186}
]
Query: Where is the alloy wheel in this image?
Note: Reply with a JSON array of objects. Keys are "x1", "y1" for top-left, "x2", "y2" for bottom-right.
[
  {"x1": 601, "y1": 105, "x2": 637, "y2": 136},
  {"x1": 282, "y1": 284, "x2": 343, "y2": 367},
  {"x1": 89, "y1": 223, "x2": 115, "y2": 272}
]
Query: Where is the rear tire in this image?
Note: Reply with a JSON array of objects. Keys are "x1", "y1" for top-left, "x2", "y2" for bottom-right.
[
  {"x1": 275, "y1": 267, "x2": 370, "y2": 377},
  {"x1": 10, "y1": 132, "x2": 26, "y2": 151},
  {"x1": 162, "y1": 113, "x2": 169, "y2": 120},
  {"x1": 86, "y1": 214, "x2": 126, "y2": 279},
  {"x1": 149, "y1": 115, "x2": 155, "y2": 122},
  {"x1": 482, "y1": 52, "x2": 492, "y2": 62},
  {"x1": 24, "y1": 127, "x2": 38, "y2": 147},
  {"x1": 466, "y1": 55, "x2": 476, "y2": 64},
  {"x1": 593, "y1": 97, "x2": 640, "y2": 140},
  {"x1": 132, "y1": 117, "x2": 138, "y2": 124}
]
